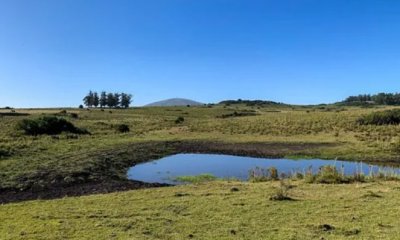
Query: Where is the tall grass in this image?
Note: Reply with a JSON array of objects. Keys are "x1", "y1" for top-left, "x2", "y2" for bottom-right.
[{"x1": 249, "y1": 163, "x2": 400, "y2": 184}]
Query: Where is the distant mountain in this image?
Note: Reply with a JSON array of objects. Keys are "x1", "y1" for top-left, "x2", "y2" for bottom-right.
[{"x1": 145, "y1": 98, "x2": 204, "y2": 107}]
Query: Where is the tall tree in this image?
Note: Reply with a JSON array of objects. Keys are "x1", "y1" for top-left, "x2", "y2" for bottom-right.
[
  {"x1": 120, "y1": 93, "x2": 133, "y2": 108},
  {"x1": 114, "y1": 93, "x2": 121, "y2": 107},
  {"x1": 93, "y1": 92, "x2": 99, "y2": 107},
  {"x1": 107, "y1": 93, "x2": 115, "y2": 108},
  {"x1": 100, "y1": 91, "x2": 107, "y2": 108},
  {"x1": 83, "y1": 90, "x2": 94, "y2": 107}
]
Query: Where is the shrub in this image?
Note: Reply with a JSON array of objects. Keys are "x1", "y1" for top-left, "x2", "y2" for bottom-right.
[
  {"x1": 175, "y1": 116, "x2": 185, "y2": 124},
  {"x1": 17, "y1": 116, "x2": 89, "y2": 135},
  {"x1": 218, "y1": 111, "x2": 258, "y2": 118},
  {"x1": 78, "y1": 105, "x2": 84, "y2": 109},
  {"x1": 115, "y1": 124, "x2": 130, "y2": 133},
  {"x1": 269, "y1": 167, "x2": 279, "y2": 180},
  {"x1": 249, "y1": 167, "x2": 279, "y2": 182},
  {"x1": 357, "y1": 109, "x2": 400, "y2": 125},
  {"x1": 314, "y1": 165, "x2": 346, "y2": 184},
  {"x1": 269, "y1": 180, "x2": 293, "y2": 201}
]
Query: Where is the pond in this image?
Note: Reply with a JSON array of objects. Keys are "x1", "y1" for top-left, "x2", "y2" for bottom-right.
[{"x1": 127, "y1": 153, "x2": 400, "y2": 184}]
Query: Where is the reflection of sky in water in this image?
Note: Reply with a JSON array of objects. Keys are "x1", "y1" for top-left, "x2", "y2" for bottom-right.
[{"x1": 127, "y1": 154, "x2": 400, "y2": 185}]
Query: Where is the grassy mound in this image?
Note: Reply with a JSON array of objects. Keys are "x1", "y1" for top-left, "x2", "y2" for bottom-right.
[{"x1": 17, "y1": 116, "x2": 89, "y2": 135}]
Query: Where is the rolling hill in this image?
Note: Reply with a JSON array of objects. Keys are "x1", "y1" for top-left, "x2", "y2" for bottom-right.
[{"x1": 145, "y1": 98, "x2": 204, "y2": 107}]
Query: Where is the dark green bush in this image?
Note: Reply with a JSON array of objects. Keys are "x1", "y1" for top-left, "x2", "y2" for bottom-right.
[
  {"x1": 17, "y1": 116, "x2": 89, "y2": 135},
  {"x1": 357, "y1": 109, "x2": 400, "y2": 125},
  {"x1": 0, "y1": 147, "x2": 12, "y2": 158},
  {"x1": 175, "y1": 116, "x2": 185, "y2": 124},
  {"x1": 115, "y1": 124, "x2": 130, "y2": 133},
  {"x1": 70, "y1": 113, "x2": 79, "y2": 119}
]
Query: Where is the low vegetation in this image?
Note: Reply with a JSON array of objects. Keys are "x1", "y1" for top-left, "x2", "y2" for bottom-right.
[
  {"x1": 269, "y1": 179, "x2": 293, "y2": 201},
  {"x1": 173, "y1": 174, "x2": 217, "y2": 183},
  {"x1": 17, "y1": 116, "x2": 89, "y2": 135},
  {"x1": 218, "y1": 110, "x2": 258, "y2": 118},
  {"x1": 219, "y1": 99, "x2": 286, "y2": 106},
  {"x1": 357, "y1": 109, "x2": 400, "y2": 125},
  {"x1": 249, "y1": 167, "x2": 279, "y2": 182},
  {"x1": 175, "y1": 116, "x2": 185, "y2": 124},
  {"x1": 115, "y1": 124, "x2": 130, "y2": 133},
  {"x1": 249, "y1": 163, "x2": 400, "y2": 184}
]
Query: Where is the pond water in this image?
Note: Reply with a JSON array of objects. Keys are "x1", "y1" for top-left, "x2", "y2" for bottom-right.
[{"x1": 127, "y1": 153, "x2": 400, "y2": 184}]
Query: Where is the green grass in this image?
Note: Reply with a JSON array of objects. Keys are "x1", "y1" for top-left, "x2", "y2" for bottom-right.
[
  {"x1": 1, "y1": 105, "x2": 400, "y2": 190},
  {"x1": 2, "y1": 181, "x2": 400, "y2": 239},
  {"x1": 2, "y1": 105, "x2": 400, "y2": 238}
]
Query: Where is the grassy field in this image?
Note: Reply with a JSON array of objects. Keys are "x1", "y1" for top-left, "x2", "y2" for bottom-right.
[
  {"x1": 1, "y1": 104, "x2": 400, "y2": 190},
  {"x1": 1, "y1": 104, "x2": 400, "y2": 238},
  {"x1": 2, "y1": 180, "x2": 400, "y2": 239}
]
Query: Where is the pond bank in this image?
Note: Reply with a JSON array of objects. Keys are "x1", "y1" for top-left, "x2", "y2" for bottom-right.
[{"x1": 0, "y1": 140, "x2": 347, "y2": 204}]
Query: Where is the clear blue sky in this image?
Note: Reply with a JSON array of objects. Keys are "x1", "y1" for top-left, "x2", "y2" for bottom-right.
[{"x1": 1, "y1": 0, "x2": 400, "y2": 107}]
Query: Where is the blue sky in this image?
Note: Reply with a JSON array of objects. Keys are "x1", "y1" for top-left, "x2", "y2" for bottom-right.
[{"x1": 1, "y1": 0, "x2": 400, "y2": 107}]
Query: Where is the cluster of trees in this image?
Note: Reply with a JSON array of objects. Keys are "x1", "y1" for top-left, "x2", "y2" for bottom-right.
[
  {"x1": 83, "y1": 91, "x2": 132, "y2": 108},
  {"x1": 344, "y1": 93, "x2": 400, "y2": 105}
]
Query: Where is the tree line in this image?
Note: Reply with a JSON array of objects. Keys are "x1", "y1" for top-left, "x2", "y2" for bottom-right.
[
  {"x1": 343, "y1": 93, "x2": 400, "y2": 105},
  {"x1": 219, "y1": 99, "x2": 284, "y2": 106},
  {"x1": 83, "y1": 91, "x2": 132, "y2": 108}
]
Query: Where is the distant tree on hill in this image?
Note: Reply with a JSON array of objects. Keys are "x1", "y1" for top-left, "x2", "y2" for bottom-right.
[
  {"x1": 114, "y1": 93, "x2": 121, "y2": 107},
  {"x1": 343, "y1": 92, "x2": 400, "y2": 105},
  {"x1": 100, "y1": 91, "x2": 107, "y2": 108},
  {"x1": 120, "y1": 93, "x2": 133, "y2": 108},
  {"x1": 83, "y1": 90, "x2": 94, "y2": 107},
  {"x1": 219, "y1": 99, "x2": 284, "y2": 106},
  {"x1": 93, "y1": 92, "x2": 99, "y2": 107},
  {"x1": 107, "y1": 92, "x2": 115, "y2": 108},
  {"x1": 83, "y1": 91, "x2": 133, "y2": 108}
]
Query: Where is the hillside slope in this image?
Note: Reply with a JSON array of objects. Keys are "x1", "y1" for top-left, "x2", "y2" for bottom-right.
[{"x1": 146, "y1": 98, "x2": 203, "y2": 107}]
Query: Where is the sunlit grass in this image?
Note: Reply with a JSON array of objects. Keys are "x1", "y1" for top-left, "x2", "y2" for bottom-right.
[{"x1": 2, "y1": 181, "x2": 400, "y2": 239}]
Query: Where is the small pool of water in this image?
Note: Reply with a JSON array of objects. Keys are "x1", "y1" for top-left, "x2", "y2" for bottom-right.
[{"x1": 127, "y1": 154, "x2": 400, "y2": 184}]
